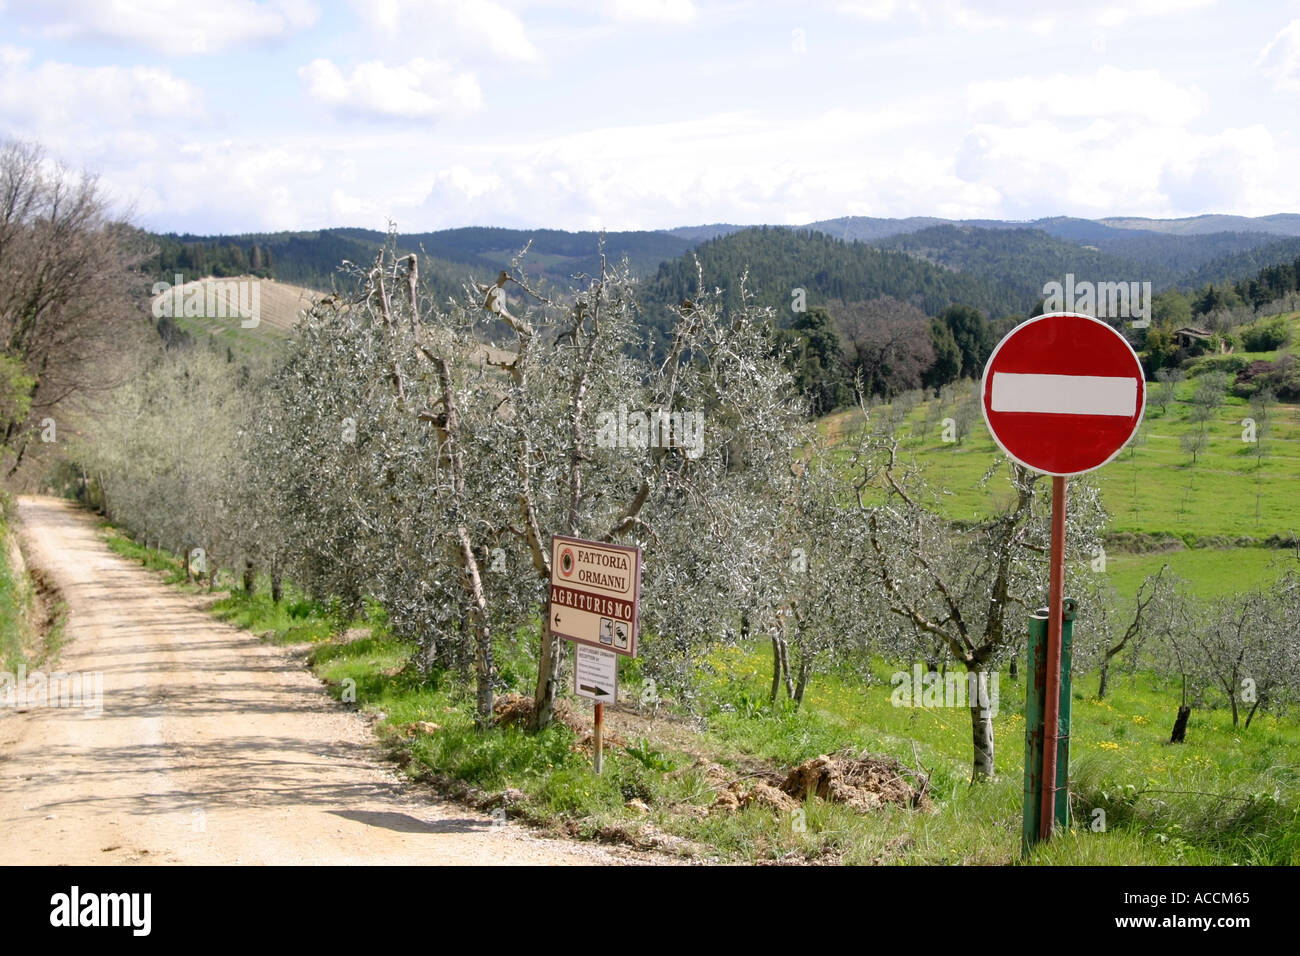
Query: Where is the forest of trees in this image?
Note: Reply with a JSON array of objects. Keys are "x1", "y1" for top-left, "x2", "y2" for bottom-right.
[
  {"x1": 870, "y1": 224, "x2": 1169, "y2": 304},
  {"x1": 152, "y1": 234, "x2": 276, "y2": 280},
  {"x1": 774, "y1": 298, "x2": 995, "y2": 414},
  {"x1": 146, "y1": 226, "x2": 699, "y2": 294}
]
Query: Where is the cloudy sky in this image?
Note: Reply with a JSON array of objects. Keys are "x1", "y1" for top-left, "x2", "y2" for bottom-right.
[{"x1": 2, "y1": 0, "x2": 1299, "y2": 234}]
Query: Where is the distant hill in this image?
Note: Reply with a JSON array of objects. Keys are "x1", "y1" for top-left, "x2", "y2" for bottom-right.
[
  {"x1": 1178, "y1": 235, "x2": 1300, "y2": 291},
  {"x1": 149, "y1": 226, "x2": 698, "y2": 296},
  {"x1": 1083, "y1": 231, "x2": 1282, "y2": 277},
  {"x1": 802, "y1": 213, "x2": 1300, "y2": 243},
  {"x1": 394, "y1": 226, "x2": 695, "y2": 281},
  {"x1": 660, "y1": 223, "x2": 748, "y2": 242},
  {"x1": 802, "y1": 215, "x2": 1157, "y2": 243},
  {"x1": 868, "y1": 225, "x2": 1169, "y2": 304},
  {"x1": 150, "y1": 275, "x2": 321, "y2": 356},
  {"x1": 637, "y1": 226, "x2": 1020, "y2": 354},
  {"x1": 1099, "y1": 214, "x2": 1300, "y2": 236},
  {"x1": 145, "y1": 213, "x2": 1300, "y2": 343},
  {"x1": 802, "y1": 216, "x2": 951, "y2": 242}
]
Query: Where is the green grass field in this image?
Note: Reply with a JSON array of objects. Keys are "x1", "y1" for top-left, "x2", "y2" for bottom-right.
[
  {"x1": 820, "y1": 313, "x2": 1300, "y2": 601},
  {"x1": 1104, "y1": 547, "x2": 1297, "y2": 602},
  {"x1": 158, "y1": 276, "x2": 318, "y2": 359},
  {"x1": 821, "y1": 393, "x2": 1300, "y2": 542}
]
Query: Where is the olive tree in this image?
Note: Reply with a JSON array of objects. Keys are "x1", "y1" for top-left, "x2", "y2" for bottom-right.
[
  {"x1": 761, "y1": 447, "x2": 868, "y2": 707},
  {"x1": 1077, "y1": 565, "x2": 1179, "y2": 701},
  {"x1": 845, "y1": 413, "x2": 1107, "y2": 780},
  {"x1": 76, "y1": 343, "x2": 249, "y2": 583},
  {"x1": 481, "y1": 256, "x2": 808, "y2": 729},
  {"x1": 1168, "y1": 575, "x2": 1300, "y2": 729},
  {"x1": 251, "y1": 245, "x2": 806, "y2": 732}
]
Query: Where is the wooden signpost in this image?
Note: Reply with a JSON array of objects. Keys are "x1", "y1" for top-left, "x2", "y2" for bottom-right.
[{"x1": 548, "y1": 535, "x2": 642, "y2": 773}]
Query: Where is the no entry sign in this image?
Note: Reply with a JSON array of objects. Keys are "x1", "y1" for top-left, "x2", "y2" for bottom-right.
[
  {"x1": 548, "y1": 535, "x2": 641, "y2": 657},
  {"x1": 981, "y1": 312, "x2": 1145, "y2": 476}
]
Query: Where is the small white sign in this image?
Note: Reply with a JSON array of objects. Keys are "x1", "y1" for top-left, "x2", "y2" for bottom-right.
[{"x1": 574, "y1": 645, "x2": 617, "y2": 704}]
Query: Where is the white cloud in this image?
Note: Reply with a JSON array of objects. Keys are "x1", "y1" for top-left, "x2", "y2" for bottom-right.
[
  {"x1": 953, "y1": 119, "x2": 1299, "y2": 219},
  {"x1": 402, "y1": 106, "x2": 1004, "y2": 229},
  {"x1": 86, "y1": 88, "x2": 1300, "y2": 236},
  {"x1": 121, "y1": 141, "x2": 330, "y2": 232},
  {"x1": 11, "y1": 1, "x2": 1291, "y2": 234},
  {"x1": 1092, "y1": 0, "x2": 1215, "y2": 29},
  {"x1": 834, "y1": 1, "x2": 900, "y2": 21},
  {"x1": 949, "y1": 62, "x2": 1300, "y2": 217},
  {"x1": 1259, "y1": 19, "x2": 1300, "y2": 94},
  {"x1": 1159, "y1": 125, "x2": 1287, "y2": 215},
  {"x1": 609, "y1": 0, "x2": 696, "y2": 23},
  {"x1": 4, "y1": 0, "x2": 318, "y2": 54},
  {"x1": 0, "y1": 45, "x2": 202, "y2": 131},
  {"x1": 300, "y1": 57, "x2": 483, "y2": 120},
  {"x1": 352, "y1": 0, "x2": 540, "y2": 63},
  {"x1": 966, "y1": 67, "x2": 1204, "y2": 126},
  {"x1": 833, "y1": 0, "x2": 1215, "y2": 30}
]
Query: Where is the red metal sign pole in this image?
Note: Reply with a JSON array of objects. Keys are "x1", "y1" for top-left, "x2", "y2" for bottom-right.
[{"x1": 1040, "y1": 475, "x2": 1067, "y2": 840}]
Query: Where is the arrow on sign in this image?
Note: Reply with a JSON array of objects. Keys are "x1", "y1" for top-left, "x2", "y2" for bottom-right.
[{"x1": 579, "y1": 684, "x2": 610, "y2": 697}]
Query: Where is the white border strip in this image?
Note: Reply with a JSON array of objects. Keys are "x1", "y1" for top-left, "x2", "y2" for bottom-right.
[{"x1": 990, "y1": 372, "x2": 1137, "y2": 416}]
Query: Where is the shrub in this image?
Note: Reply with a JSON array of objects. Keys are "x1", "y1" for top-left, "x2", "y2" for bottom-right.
[
  {"x1": 1239, "y1": 317, "x2": 1292, "y2": 352},
  {"x1": 1186, "y1": 353, "x2": 1250, "y2": 377},
  {"x1": 1233, "y1": 354, "x2": 1300, "y2": 401}
]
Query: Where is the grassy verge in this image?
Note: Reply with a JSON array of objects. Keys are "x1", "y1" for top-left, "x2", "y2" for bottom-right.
[
  {"x1": 1, "y1": 503, "x2": 66, "y2": 671},
  {"x1": 101, "y1": 524, "x2": 343, "y2": 643},
  {"x1": 102, "y1": 526, "x2": 193, "y2": 584},
  {"x1": 0, "y1": 511, "x2": 30, "y2": 671}
]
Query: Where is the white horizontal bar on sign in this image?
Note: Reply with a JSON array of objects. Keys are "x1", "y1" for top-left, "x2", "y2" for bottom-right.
[{"x1": 990, "y1": 372, "x2": 1137, "y2": 416}]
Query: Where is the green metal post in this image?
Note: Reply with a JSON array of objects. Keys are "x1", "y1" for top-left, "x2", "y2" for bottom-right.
[
  {"x1": 1022, "y1": 610, "x2": 1047, "y2": 858},
  {"x1": 1055, "y1": 598, "x2": 1076, "y2": 829},
  {"x1": 1022, "y1": 598, "x2": 1077, "y2": 857}
]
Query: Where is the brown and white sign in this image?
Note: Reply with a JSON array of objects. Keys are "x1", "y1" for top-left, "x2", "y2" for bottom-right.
[{"x1": 548, "y1": 534, "x2": 641, "y2": 657}]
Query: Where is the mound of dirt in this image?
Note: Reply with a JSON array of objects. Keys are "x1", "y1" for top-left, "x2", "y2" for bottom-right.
[
  {"x1": 710, "y1": 779, "x2": 800, "y2": 814},
  {"x1": 707, "y1": 750, "x2": 930, "y2": 817},
  {"x1": 782, "y1": 753, "x2": 930, "y2": 812},
  {"x1": 492, "y1": 693, "x2": 585, "y2": 734},
  {"x1": 746, "y1": 781, "x2": 801, "y2": 813},
  {"x1": 669, "y1": 756, "x2": 731, "y2": 783},
  {"x1": 491, "y1": 693, "x2": 626, "y2": 751}
]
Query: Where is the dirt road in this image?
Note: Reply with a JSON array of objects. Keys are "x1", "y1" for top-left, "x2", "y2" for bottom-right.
[{"x1": 0, "y1": 496, "x2": 634, "y2": 865}]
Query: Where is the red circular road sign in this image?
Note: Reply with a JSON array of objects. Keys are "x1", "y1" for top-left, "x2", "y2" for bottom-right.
[{"x1": 981, "y1": 312, "x2": 1145, "y2": 476}]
